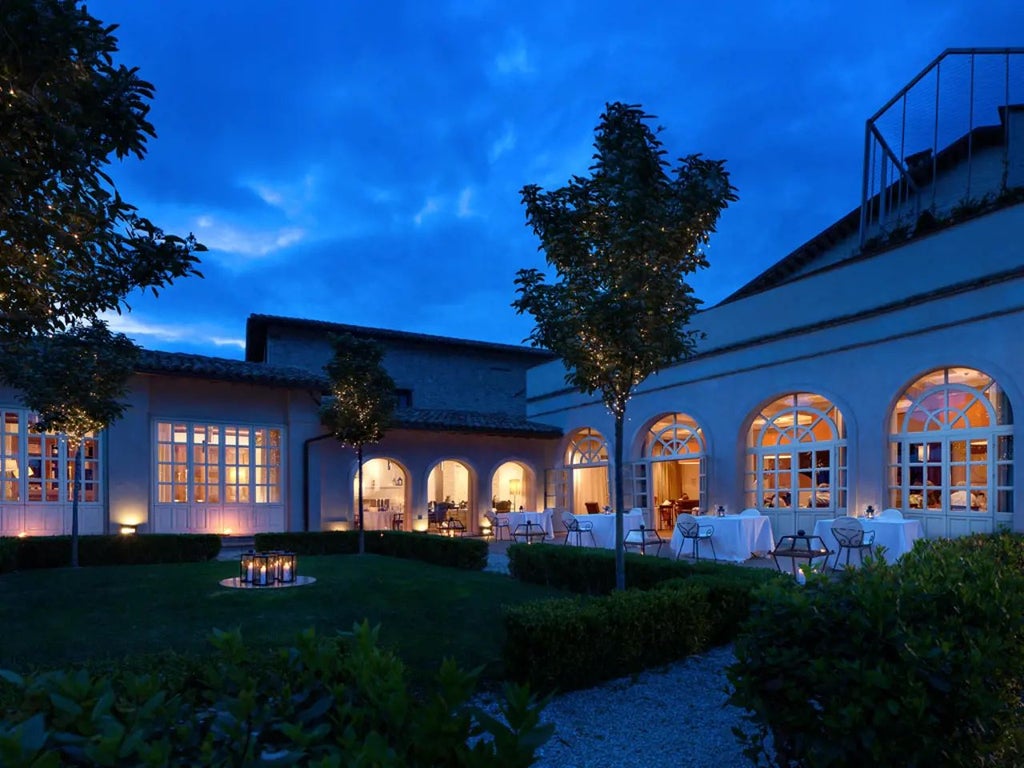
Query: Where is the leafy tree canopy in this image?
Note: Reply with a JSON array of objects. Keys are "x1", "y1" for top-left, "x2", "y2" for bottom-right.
[
  {"x1": 0, "y1": 0, "x2": 204, "y2": 340},
  {"x1": 513, "y1": 102, "x2": 737, "y2": 416},
  {"x1": 0, "y1": 319, "x2": 139, "y2": 445},
  {"x1": 320, "y1": 333, "x2": 397, "y2": 448}
]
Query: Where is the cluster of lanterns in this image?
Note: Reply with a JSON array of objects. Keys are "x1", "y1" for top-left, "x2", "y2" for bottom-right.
[{"x1": 239, "y1": 550, "x2": 297, "y2": 586}]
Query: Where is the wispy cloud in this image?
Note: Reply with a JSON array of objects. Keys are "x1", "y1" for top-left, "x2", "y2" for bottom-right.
[
  {"x1": 413, "y1": 196, "x2": 442, "y2": 226},
  {"x1": 494, "y1": 38, "x2": 532, "y2": 76},
  {"x1": 457, "y1": 187, "x2": 475, "y2": 218},
  {"x1": 488, "y1": 124, "x2": 517, "y2": 162},
  {"x1": 246, "y1": 171, "x2": 319, "y2": 219},
  {"x1": 195, "y1": 215, "x2": 305, "y2": 258},
  {"x1": 101, "y1": 312, "x2": 244, "y2": 352}
]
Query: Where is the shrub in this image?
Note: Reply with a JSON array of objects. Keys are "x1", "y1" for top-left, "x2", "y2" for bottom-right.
[
  {"x1": 505, "y1": 583, "x2": 713, "y2": 692},
  {"x1": 506, "y1": 542, "x2": 775, "y2": 594},
  {"x1": 3, "y1": 534, "x2": 220, "y2": 570},
  {"x1": 256, "y1": 530, "x2": 488, "y2": 570},
  {"x1": 0, "y1": 621, "x2": 552, "y2": 767},
  {"x1": 0, "y1": 538, "x2": 16, "y2": 574},
  {"x1": 728, "y1": 533, "x2": 1024, "y2": 767}
]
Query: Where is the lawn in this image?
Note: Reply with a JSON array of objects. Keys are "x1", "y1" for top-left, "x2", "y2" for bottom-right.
[{"x1": 0, "y1": 555, "x2": 568, "y2": 683}]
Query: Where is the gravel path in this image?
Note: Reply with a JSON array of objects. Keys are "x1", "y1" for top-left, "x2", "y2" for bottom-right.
[{"x1": 526, "y1": 645, "x2": 753, "y2": 768}]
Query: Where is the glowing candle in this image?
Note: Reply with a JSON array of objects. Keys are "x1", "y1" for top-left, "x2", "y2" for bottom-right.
[
  {"x1": 246, "y1": 562, "x2": 254, "y2": 583},
  {"x1": 259, "y1": 565, "x2": 267, "y2": 585},
  {"x1": 282, "y1": 562, "x2": 291, "y2": 581}
]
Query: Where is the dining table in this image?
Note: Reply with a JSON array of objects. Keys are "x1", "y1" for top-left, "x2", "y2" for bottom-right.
[
  {"x1": 361, "y1": 508, "x2": 394, "y2": 530},
  {"x1": 669, "y1": 513, "x2": 775, "y2": 562},
  {"x1": 504, "y1": 509, "x2": 555, "y2": 541},
  {"x1": 575, "y1": 510, "x2": 645, "y2": 549},
  {"x1": 812, "y1": 516, "x2": 924, "y2": 565}
]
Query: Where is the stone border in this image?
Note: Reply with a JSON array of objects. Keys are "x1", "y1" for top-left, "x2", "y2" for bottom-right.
[{"x1": 218, "y1": 575, "x2": 317, "y2": 590}]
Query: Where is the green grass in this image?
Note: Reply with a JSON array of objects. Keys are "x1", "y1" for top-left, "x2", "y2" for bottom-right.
[{"x1": 0, "y1": 555, "x2": 568, "y2": 683}]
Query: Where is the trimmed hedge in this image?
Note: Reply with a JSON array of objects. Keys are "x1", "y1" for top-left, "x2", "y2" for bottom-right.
[
  {"x1": 505, "y1": 580, "x2": 722, "y2": 692},
  {"x1": 0, "y1": 534, "x2": 221, "y2": 571},
  {"x1": 504, "y1": 566, "x2": 787, "y2": 692},
  {"x1": 506, "y1": 542, "x2": 780, "y2": 594},
  {"x1": 255, "y1": 530, "x2": 488, "y2": 571},
  {"x1": 728, "y1": 532, "x2": 1024, "y2": 767}
]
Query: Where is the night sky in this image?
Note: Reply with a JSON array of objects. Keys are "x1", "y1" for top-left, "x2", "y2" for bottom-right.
[{"x1": 86, "y1": 1, "x2": 1024, "y2": 358}]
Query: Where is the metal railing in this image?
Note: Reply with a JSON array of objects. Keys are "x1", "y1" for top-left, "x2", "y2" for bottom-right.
[{"x1": 859, "y1": 48, "x2": 1024, "y2": 248}]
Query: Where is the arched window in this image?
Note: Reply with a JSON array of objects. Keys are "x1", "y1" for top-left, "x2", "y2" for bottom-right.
[
  {"x1": 642, "y1": 413, "x2": 705, "y2": 526},
  {"x1": 745, "y1": 393, "x2": 847, "y2": 516},
  {"x1": 563, "y1": 427, "x2": 609, "y2": 515},
  {"x1": 354, "y1": 457, "x2": 408, "y2": 531},
  {"x1": 888, "y1": 367, "x2": 1012, "y2": 536}
]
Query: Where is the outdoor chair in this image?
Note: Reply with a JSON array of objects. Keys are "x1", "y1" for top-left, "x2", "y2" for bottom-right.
[
  {"x1": 675, "y1": 514, "x2": 717, "y2": 562},
  {"x1": 624, "y1": 524, "x2": 663, "y2": 556},
  {"x1": 485, "y1": 510, "x2": 511, "y2": 541},
  {"x1": 830, "y1": 515, "x2": 875, "y2": 569},
  {"x1": 739, "y1": 508, "x2": 760, "y2": 516},
  {"x1": 561, "y1": 510, "x2": 595, "y2": 546},
  {"x1": 878, "y1": 508, "x2": 903, "y2": 520}
]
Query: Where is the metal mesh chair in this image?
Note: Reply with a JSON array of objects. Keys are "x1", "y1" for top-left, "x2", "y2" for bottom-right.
[
  {"x1": 561, "y1": 511, "x2": 595, "y2": 546},
  {"x1": 830, "y1": 516, "x2": 875, "y2": 569},
  {"x1": 485, "y1": 510, "x2": 511, "y2": 541},
  {"x1": 878, "y1": 508, "x2": 903, "y2": 520},
  {"x1": 512, "y1": 520, "x2": 546, "y2": 544},
  {"x1": 624, "y1": 524, "x2": 663, "y2": 556},
  {"x1": 675, "y1": 514, "x2": 716, "y2": 562}
]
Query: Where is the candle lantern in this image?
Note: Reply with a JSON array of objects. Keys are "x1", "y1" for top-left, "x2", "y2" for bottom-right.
[
  {"x1": 277, "y1": 551, "x2": 297, "y2": 583},
  {"x1": 253, "y1": 551, "x2": 273, "y2": 586},
  {"x1": 239, "y1": 550, "x2": 256, "y2": 584}
]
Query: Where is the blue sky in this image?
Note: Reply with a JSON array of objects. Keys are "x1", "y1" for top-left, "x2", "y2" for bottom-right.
[{"x1": 88, "y1": 1, "x2": 1024, "y2": 358}]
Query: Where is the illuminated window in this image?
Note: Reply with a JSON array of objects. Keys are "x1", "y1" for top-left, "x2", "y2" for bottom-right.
[
  {"x1": 155, "y1": 421, "x2": 282, "y2": 505},
  {"x1": 0, "y1": 409, "x2": 102, "y2": 505},
  {"x1": 888, "y1": 368, "x2": 1012, "y2": 518},
  {"x1": 744, "y1": 393, "x2": 847, "y2": 512},
  {"x1": 564, "y1": 427, "x2": 609, "y2": 515}
]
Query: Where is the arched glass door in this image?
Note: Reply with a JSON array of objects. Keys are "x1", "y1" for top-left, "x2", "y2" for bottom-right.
[
  {"x1": 745, "y1": 393, "x2": 847, "y2": 536},
  {"x1": 643, "y1": 413, "x2": 705, "y2": 530},
  {"x1": 564, "y1": 427, "x2": 609, "y2": 515},
  {"x1": 353, "y1": 457, "x2": 408, "y2": 531},
  {"x1": 888, "y1": 367, "x2": 1013, "y2": 538}
]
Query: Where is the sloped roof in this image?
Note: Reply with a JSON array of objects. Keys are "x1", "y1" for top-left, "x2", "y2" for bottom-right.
[
  {"x1": 136, "y1": 349, "x2": 328, "y2": 390},
  {"x1": 391, "y1": 407, "x2": 561, "y2": 438},
  {"x1": 245, "y1": 313, "x2": 555, "y2": 363}
]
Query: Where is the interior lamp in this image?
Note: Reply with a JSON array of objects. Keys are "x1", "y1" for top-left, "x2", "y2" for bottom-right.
[{"x1": 508, "y1": 478, "x2": 522, "y2": 509}]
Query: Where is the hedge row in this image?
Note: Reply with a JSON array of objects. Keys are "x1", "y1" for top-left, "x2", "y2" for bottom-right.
[
  {"x1": 506, "y1": 542, "x2": 779, "y2": 594},
  {"x1": 0, "y1": 621, "x2": 552, "y2": 767},
  {"x1": 504, "y1": 570, "x2": 775, "y2": 692},
  {"x1": 728, "y1": 532, "x2": 1024, "y2": 767},
  {"x1": 0, "y1": 534, "x2": 221, "y2": 572},
  {"x1": 255, "y1": 530, "x2": 489, "y2": 570}
]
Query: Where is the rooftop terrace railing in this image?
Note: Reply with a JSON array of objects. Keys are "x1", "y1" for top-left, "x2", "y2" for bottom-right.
[{"x1": 859, "y1": 48, "x2": 1024, "y2": 248}]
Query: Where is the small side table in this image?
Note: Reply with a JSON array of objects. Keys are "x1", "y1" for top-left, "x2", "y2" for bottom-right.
[{"x1": 771, "y1": 532, "x2": 832, "y2": 576}]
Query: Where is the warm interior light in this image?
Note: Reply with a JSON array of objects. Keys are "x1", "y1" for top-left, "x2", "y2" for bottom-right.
[
  {"x1": 17, "y1": 531, "x2": 27, "y2": 538},
  {"x1": 119, "y1": 525, "x2": 137, "y2": 535},
  {"x1": 223, "y1": 527, "x2": 233, "y2": 536}
]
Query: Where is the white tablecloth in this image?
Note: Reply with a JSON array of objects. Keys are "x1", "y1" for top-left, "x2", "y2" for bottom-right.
[
  {"x1": 812, "y1": 517, "x2": 924, "y2": 565},
  {"x1": 669, "y1": 514, "x2": 774, "y2": 562},
  {"x1": 361, "y1": 508, "x2": 394, "y2": 530},
  {"x1": 504, "y1": 510, "x2": 554, "y2": 540},
  {"x1": 574, "y1": 511, "x2": 644, "y2": 549}
]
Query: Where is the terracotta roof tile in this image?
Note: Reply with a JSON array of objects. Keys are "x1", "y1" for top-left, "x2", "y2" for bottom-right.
[{"x1": 137, "y1": 349, "x2": 327, "y2": 390}]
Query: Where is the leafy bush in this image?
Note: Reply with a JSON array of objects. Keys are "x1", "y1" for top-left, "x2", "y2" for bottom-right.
[
  {"x1": 3, "y1": 534, "x2": 220, "y2": 570},
  {"x1": 256, "y1": 530, "x2": 488, "y2": 571},
  {"x1": 728, "y1": 533, "x2": 1024, "y2": 767},
  {"x1": 504, "y1": 583, "x2": 713, "y2": 692},
  {"x1": 0, "y1": 538, "x2": 16, "y2": 574},
  {"x1": 507, "y1": 542, "x2": 777, "y2": 594},
  {"x1": 0, "y1": 621, "x2": 552, "y2": 767}
]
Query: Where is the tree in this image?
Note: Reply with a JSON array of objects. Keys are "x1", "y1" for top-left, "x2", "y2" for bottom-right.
[
  {"x1": 319, "y1": 334, "x2": 397, "y2": 555},
  {"x1": 513, "y1": 102, "x2": 737, "y2": 591},
  {"x1": 0, "y1": 320, "x2": 139, "y2": 566},
  {"x1": 0, "y1": 0, "x2": 204, "y2": 341}
]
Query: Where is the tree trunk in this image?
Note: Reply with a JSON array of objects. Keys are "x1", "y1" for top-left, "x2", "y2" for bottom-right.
[
  {"x1": 614, "y1": 408, "x2": 625, "y2": 591},
  {"x1": 357, "y1": 443, "x2": 365, "y2": 555},
  {"x1": 71, "y1": 440, "x2": 82, "y2": 568}
]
